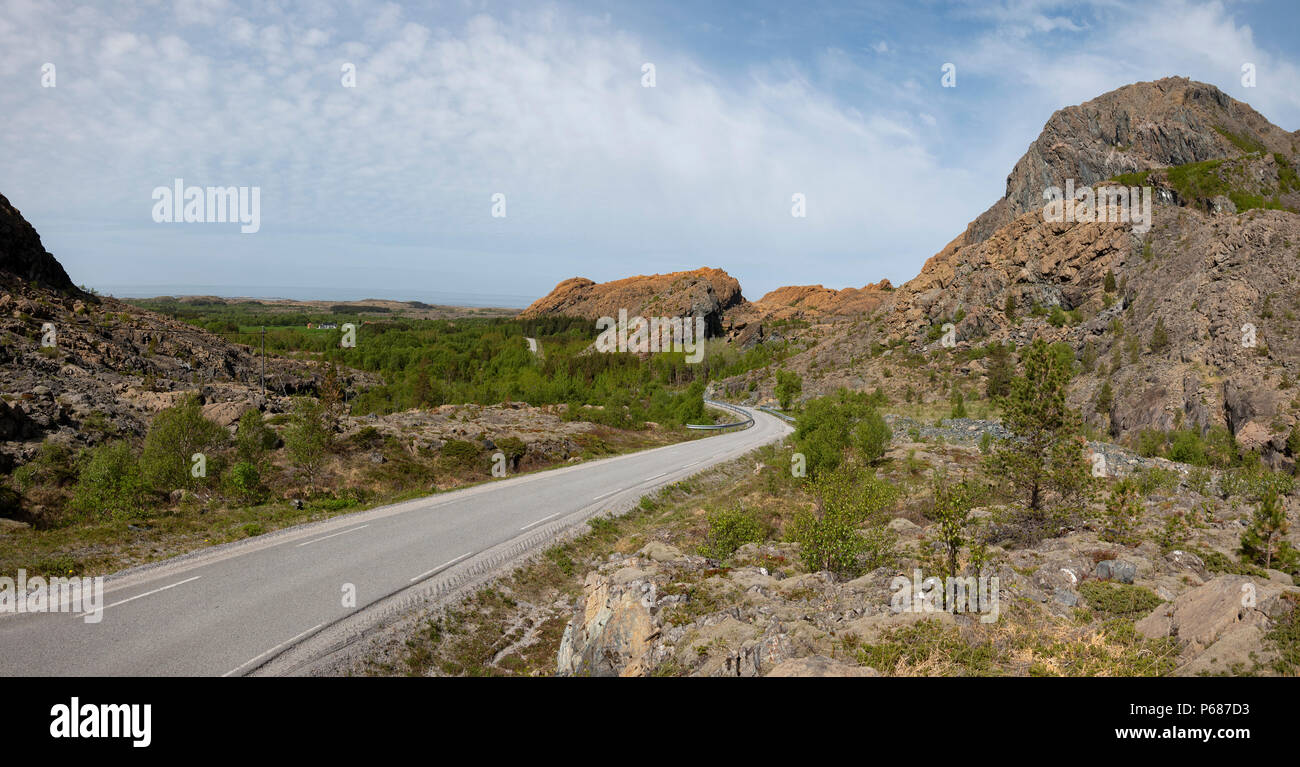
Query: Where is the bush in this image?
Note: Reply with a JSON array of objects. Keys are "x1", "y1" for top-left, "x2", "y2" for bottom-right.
[
  {"x1": 225, "y1": 461, "x2": 263, "y2": 505},
  {"x1": 70, "y1": 441, "x2": 149, "y2": 520},
  {"x1": 774, "y1": 369, "x2": 803, "y2": 411},
  {"x1": 440, "y1": 439, "x2": 482, "y2": 471},
  {"x1": 283, "y1": 397, "x2": 333, "y2": 492},
  {"x1": 699, "y1": 506, "x2": 766, "y2": 560},
  {"x1": 235, "y1": 409, "x2": 278, "y2": 465},
  {"x1": 788, "y1": 467, "x2": 898, "y2": 578},
  {"x1": 794, "y1": 389, "x2": 892, "y2": 477},
  {"x1": 12, "y1": 439, "x2": 79, "y2": 492},
  {"x1": 140, "y1": 394, "x2": 228, "y2": 492}
]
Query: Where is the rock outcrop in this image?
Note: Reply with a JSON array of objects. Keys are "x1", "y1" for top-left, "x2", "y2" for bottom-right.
[
  {"x1": 755, "y1": 280, "x2": 893, "y2": 320},
  {"x1": 0, "y1": 193, "x2": 82, "y2": 296},
  {"x1": 520, "y1": 268, "x2": 748, "y2": 338}
]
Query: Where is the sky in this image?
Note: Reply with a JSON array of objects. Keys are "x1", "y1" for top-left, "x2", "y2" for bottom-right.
[{"x1": 3, "y1": 0, "x2": 1299, "y2": 307}]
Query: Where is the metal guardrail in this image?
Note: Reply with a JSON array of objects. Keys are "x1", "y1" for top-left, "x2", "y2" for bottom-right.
[
  {"x1": 757, "y1": 405, "x2": 796, "y2": 423},
  {"x1": 686, "y1": 399, "x2": 755, "y2": 430}
]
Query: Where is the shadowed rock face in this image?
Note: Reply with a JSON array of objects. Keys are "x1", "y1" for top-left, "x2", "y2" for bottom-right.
[
  {"x1": 520, "y1": 267, "x2": 748, "y2": 338},
  {"x1": 0, "y1": 193, "x2": 81, "y2": 295}
]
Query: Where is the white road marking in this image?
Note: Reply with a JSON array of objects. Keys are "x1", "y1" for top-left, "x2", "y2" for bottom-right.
[
  {"x1": 296, "y1": 524, "x2": 369, "y2": 547},
  {"x1": 592, "y1": 488, "x2": 623, "y2": 501},
  {"x1": 409, "y1": 552, "x2": 474, "y2": 583},
  {"x1": 519, "y1": 512, "x2": 561, "y2": 531},
  {"x1": 642, "y1": 472, "x2": 668, "y2": 482},
  {"x1": 222, "y1": 622, "x2": 325, "y2": 677},
  {"x1": 80, "y1": 576, "x2": 201, "y2": 617}
]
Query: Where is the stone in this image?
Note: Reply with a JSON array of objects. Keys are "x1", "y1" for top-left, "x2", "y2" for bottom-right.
[
  {"x1": 765, "y1": 655, "x2": 879, "y2": 677},
  {"x1": 1095, "y1": 559, "x2": 1138, "y2": 584}
]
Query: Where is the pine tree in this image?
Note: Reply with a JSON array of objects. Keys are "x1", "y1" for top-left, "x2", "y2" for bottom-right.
[
  {"x1": 1241, "y1": 490, "x2": 1296, "y2": 571},
  {"x1": 988, "y1": 339, "x2": 1091, "y2": 514}
]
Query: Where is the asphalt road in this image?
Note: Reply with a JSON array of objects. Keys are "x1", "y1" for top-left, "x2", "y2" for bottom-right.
[{"x1": 0, "y1": 405, "x2": 790, "y2": 676}]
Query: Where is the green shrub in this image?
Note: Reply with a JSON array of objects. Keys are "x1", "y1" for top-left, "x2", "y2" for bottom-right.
[
  {"x1": 70, "y1": 441, "x2": 150, "y2": 520},
  {"x1": 283, "y1": 397, "x2": 333, "y2": 492},
  {"x1": 699, "y1": 506, "x2": 767, "y2": 560},
  {"x1": 140, "y1": 394, "x2": 228, "y2": 492},
  {"x1": 235, "y1": 409, "x2": 278, "y2": 465},
  {"x1": 774, "y1": 369, "x2": 803, "y2": 411},
  {"x1": 794, "y1": 389, "x2": 892, "y2": 477},
  {"x1": 440, "y1": 439, "x2": 481, "y2": 471},
  {"x1": 788, "y1": 468, "x2": 898, "y2": 577},
  {"x1": 225, "y1": 461, "x2": 263, "y2": 505}
]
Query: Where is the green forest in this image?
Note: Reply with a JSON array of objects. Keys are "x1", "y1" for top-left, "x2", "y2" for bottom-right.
[{"x1": 129, "y1": 300, "x2": 791, "y2": 429}]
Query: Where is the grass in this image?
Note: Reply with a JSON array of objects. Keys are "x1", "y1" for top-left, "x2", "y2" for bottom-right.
[
  {"x1": 1078, "y1": 581, "x2": 1165, "y2": 618},
  {"x1": 854, "y1": 611, "x2": 1179, "y2": 676},
  {"x1": 0, "y1": 425, "x2": 704, "y2": 578}
]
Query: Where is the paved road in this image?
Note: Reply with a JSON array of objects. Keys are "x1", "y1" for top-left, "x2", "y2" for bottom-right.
[{"x1": 0, "y1": 405, "x2": 790, "y2": 676}]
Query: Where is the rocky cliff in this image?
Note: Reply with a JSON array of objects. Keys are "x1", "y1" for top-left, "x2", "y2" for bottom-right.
[
  {"x1": 716, "y1": 77, "x2": 1300, "y2": 466},
  {"x1": 520, "y1": 267, "x2": 756, "y2": 340},
  {"x1": 0, "y1": 194, "x2": 82, "y2": 296}
]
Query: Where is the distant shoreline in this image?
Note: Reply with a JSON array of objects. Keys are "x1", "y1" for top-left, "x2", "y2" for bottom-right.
[{"x1": 94, "y1": 285, "x2": 536, "y2": 310}]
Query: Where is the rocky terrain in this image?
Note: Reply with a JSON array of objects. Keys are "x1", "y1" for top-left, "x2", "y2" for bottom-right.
[
  {"x1": 376, "y1": 421, "x2": 1298, "y2": 677},
  {"x1": 754, "y1": 280, "x2": 894, "y2": 321},
  {"x1": 0, "y1": 197, "x2": 335, "y2": 472},
  {"x1": 696, "y1": 78, "x2": 1300, "y2": 469}
]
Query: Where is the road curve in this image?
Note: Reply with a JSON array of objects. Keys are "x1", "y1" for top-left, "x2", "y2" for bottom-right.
[{"x1": 0, "y1": 405, "x2": 791, "y2": 676}]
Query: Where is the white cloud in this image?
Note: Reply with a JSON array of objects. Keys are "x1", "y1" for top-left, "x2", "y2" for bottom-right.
[{"x1": 0, "y1": 0, "x2": 1296, "y2": 301}]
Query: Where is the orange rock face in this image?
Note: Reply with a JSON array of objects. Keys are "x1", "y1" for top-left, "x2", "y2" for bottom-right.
[
  {"x1": 754, "y1": 280, "x2": 893, "y2": 320},
  {"x1": 520, "y1": 268, "x2": 749, "y2": 337}
]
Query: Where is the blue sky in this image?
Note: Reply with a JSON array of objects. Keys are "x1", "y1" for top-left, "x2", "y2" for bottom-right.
[{"x1": 3, "y1": 0, "x2": 1299, "y2": 306}]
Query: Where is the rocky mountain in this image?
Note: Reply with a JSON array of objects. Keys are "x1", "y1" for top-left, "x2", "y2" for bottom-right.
[
  {"x1": 715, "y1": 77, "x2": 1300, "y2": 467},
  {"x1": 0, "y1": 194, "x2": 82, "y2": 295},
  {"x1": 0, "y1": 196, "x2": 319, "y2": 470},
  {"x1": 961, "y1": 76, "x2": 1297, "y2": 245}
]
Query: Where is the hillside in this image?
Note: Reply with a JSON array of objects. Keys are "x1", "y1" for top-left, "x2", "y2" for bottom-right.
[
  {"x1": 713, "y1": 77, "x2": 1300, "y2": 469},
  {"x1": 0, "y1": 197, "x2": 321, "y2": 472}
]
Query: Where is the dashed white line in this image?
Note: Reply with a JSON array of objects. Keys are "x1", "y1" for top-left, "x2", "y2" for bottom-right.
[
  {"x1": 80, "y1": 575, "x2": 201, "y2": 617},
  {"x1": 592, "y1": 488, "x2": 623, "y2": 501},
  {"x1": 296, "y1": 524, "x2": 369, "y2": 547},
  {"x1": 642, "y1": 472, "x2": 668, "y2": 482},
  {"x1": 222, "y1": 622, "x2": 325, "y2": 677},
  {"x1": 409, "y1": 552, "x2": 474, "y2": 583},
  {"x1": 520, "y1": 512, "x2": 561, "y2": 531}
]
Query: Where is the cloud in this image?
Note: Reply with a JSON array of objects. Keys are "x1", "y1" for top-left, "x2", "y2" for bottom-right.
[
  {"x1": 0, "y1": 0, "x2": 988, "y2": 298},
  {"x1": 0, "y1": 0, "x2": 1296, "y2": 302}
]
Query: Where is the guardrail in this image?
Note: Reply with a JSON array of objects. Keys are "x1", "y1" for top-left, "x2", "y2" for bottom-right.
[
  {"x1": 757, "y1": 405, "x2": 796, "y2": 423},
  {"x1": 686, "y1": 399, "x2": 755, "y2": 430}
]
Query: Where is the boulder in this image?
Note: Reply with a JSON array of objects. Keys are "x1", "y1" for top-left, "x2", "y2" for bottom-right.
[{"x1": 766, "y1": 655, "x2": 879, "y2": 677}]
